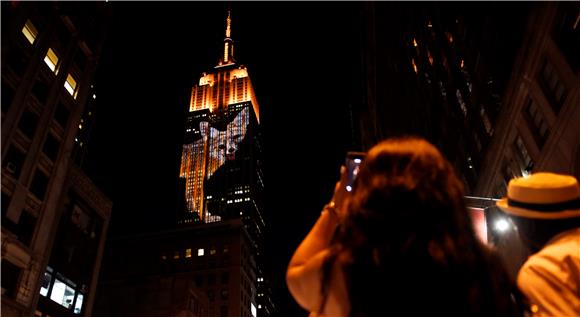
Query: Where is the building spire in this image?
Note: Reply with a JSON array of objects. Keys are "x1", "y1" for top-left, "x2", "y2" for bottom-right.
[
  {"x1": 219, "y1": 9, "x2": 235, "y2": 66},
  {"x1": 225, "y1": 9, "x2": 231, "y2": 38}
]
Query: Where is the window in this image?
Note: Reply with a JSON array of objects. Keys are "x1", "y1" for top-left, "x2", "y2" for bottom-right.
[
  {"x1": 3, "y1": 145, "x2": 26, "y2": 179},
  {"x1": 71, "y1": 205, "x2": 91, "y2": 233},
  {"x1": 17, "y1": 210, "x2": 37, "y2": 245},
  {"x1": 480, "y1": 105, "x2": 494, "y2": 136},
  {"x1": 29, "y1": 169, "x2": 50, "y2": 200},
  {"x1": 40, "y1": 271, "x2": 52, "y2": 296},
  {"x1": 22, "y1": 19, "x2": 38, "y2": 44},
  {"x1": 50, "y1": 278, "x2": 76, "y2": 309},
  {"x1": 173, "y1": 251, "x2": 180, "y2": 260},
  {"x1": 185, "y1": 248, "x2": 192, "y2": 258},
  {"x1": 54, "y1": 102, "x2": 70, "y2": 128},
  {"x1": 2, "y1": 81, "x2": 15, "y2": 113},
  {"x1": 74, "y1": 50, "x2": 87, "y2": 71},
  {"x1": 251, "y1": 303, "x2": 257, "y2": 317},
  {"x1": 43, "y1": 133, "x2": 60, "y2": 162},
  {"x1": 64, "y1": 74, "x2": 78, "y2": 99},
  {"x1": 74, "y1": 293, "x2": 83, "y2": 314},
  {"x1": 515, "y1": 136, "x2": 534, "y2": 176},
  {"x1": 524, "y1": 97, "x2": 550, "y2": 147},
  {"x1": 32, "y1": 78, "x2": 50, "y2": 104},
  {"x1": 552, "y1": 5, "x2": 580, "y2": 71},
  {"x1": 18, "y1": 109, "x2": 39, "y2": 139},
  {"x1": 1, "y1": 259, "x2": 22, "y2": 298},
  {"x1": 210, "y1": 248, "x2": 217, "y2": 255},
  {"x1": 56, "y1": 20, "x2": 71, "y2": 49},
  {"x1": 7, "y1": 44, "x2": 29, "y2": 77},
  {"x1": 540, "y1": 60, "x2": 567, "y2": 113},
  {"x1": 197, "y1": 248, "x2": 204, "y2": 256},
  {"x1": 44, "y1": 48, "x2": 59, "y2": 74}
]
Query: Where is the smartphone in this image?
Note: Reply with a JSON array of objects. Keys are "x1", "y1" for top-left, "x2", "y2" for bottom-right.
[{"x1": 345, "y1": 152, "x2": 366, "y2": 192}]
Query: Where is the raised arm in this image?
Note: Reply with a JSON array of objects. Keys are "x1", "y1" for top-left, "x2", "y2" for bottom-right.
[
  {"x1": 286, "y1": 204, "x2": 339, "y2": 311},
  {"x1": 286, "y1": 166, "x2": 350, "y2": 314}
]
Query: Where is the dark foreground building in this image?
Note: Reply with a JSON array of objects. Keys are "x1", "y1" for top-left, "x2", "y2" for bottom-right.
[
  {"x1": 358, "y1": 1, "x2": 579, "y2": 280},
  {"x1": 474, "y1": 2, "x2": 580, "y2": 279},
  {"x1": 1, "y1": 3, "x2": 112, "y2": 317},
  {"x1": 94, "y1": 12, "x2": 274, "y2": 317}
]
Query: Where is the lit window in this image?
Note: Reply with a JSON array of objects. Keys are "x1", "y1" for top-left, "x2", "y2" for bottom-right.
[
  {"x1": 210, "y1": 248, "x2": 217, "y2": 255},
  {"x1": 44, "y1": 48, "x2": 59, "y2": 73},
  {"x1": 174, "y1": 251, "x2": 180, "y2": 259},
  {"x1": 74, "y1": 294, "x2": 84, "y2": 314},
  {"x1": 251, "y1": 303, "x2": 257, "y2": 317},
  {"x1": 22, "y1": 19, "x2": 38, "y2": 44},
  {"x1": 39, "y1": 272, "x2": 52, "y2": 296},
  {"x1": 185, "y1": 248, "x2": 192, "y2": 258},
  {"x1": 50, "y1": 279, "x2": 76, "y2": 309},
  {"x1": 64, "y1": 74, "x2": 78, "y2": 99},
  {"x1": 197, "y1": 248, "x2": 204, "y2": 256}
]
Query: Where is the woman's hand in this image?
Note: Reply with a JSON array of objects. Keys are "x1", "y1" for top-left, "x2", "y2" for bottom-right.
[{"x1": 329, "y1": 165, "x2": 349, "y2": 220}]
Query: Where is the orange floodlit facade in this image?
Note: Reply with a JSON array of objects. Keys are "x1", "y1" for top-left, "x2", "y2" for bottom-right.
[{"x1": 179, "y1": 11, "x2": 264, "y2": 224}]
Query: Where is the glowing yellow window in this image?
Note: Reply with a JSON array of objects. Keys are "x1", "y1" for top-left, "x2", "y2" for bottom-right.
[
  {"x1": 64, "y1": 74, "x2": 78, "y2": 99},
  {"x1": 22, "y1": 19, "x2": 38, "y2": 44},
  {"x1": 185, "y1": 248, "x2": 192, "y2": 258},
  {"x1": 44, "y1": 48, "x2": 59, "y2": 74}
]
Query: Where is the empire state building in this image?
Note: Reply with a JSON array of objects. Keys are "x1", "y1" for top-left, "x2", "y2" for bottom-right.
[
  {"x1": 178, "y1": 11, "x2": 273, "y2": 316},
  {"x1": 179, "y1": 11, "x2": 265, "y2": 234}
]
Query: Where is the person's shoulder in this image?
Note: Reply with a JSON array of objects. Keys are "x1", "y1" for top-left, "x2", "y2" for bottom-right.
[{"x1": 534, "y1": 228, "x2": 580, "y2": 262}]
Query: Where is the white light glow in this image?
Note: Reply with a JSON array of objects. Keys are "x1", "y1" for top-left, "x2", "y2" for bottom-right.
[
  {"x1": 494, "y1": 219, "x2": 509, "y2": 232},
  {"x1": 354, "y1": 158, "x2": 361, "y2": 164},
  {"x1": 346, "y1": 185, "x2": 352, "y2": 192}
]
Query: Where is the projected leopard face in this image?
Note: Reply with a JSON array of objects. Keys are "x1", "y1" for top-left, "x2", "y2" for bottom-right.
[{"x1": 199, "y1": 107, "x2": 249, "y2": 177}]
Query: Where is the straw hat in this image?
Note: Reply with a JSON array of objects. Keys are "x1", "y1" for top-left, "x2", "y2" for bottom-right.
[{"x1": 496, "y1": 172, "x2": 580, "y2": 219}]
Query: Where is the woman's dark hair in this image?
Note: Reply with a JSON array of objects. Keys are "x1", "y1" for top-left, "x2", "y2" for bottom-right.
[{"x1": 327, "y1": 137, "x2": 520, "y2": 317}]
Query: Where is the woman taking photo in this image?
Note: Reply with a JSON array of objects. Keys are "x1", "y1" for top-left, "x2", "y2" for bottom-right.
[{"x1": 286, "y1": 137, "x2": 522, "y2": 317}]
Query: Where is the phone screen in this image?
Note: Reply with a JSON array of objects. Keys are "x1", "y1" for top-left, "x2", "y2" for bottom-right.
[{"x1": 345, "y1": 152, "x2": 365, "y2": 192}]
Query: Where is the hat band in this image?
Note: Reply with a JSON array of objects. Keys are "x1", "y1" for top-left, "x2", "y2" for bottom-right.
[{"x1": 508, "y1": 197, "x2": 580, "y2": 212}]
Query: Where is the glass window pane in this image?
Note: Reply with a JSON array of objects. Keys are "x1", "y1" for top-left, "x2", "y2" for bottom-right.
[
  {"x1": 39, "y1": 272, "x2": 52, "y2": 296},
  {"x1": 64, "y1": 74, "x2": 78, "y2": 99},
  {"x1": 44, "y1": 48, "x2": 59, "y2": 74},
  {"x1": 74, "y1": 294, "x2": 83, "y2": 314},
  {"x1": 50, "y1": 279, "x2": 76, "y2": 309},
  {"x1": 22, "y1": 19, "x2": 38, "y2": 44}
]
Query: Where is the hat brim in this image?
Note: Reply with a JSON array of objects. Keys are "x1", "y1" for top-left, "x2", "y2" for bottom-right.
[{"x1": 496, "y1": 198, "x2": 580, "y2": 219}]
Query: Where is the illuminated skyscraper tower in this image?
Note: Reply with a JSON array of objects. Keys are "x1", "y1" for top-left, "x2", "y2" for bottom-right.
[
  {"x1": 178, "y1": 11, "x2": 273, "y2": 316},
  {"x1": 179, "y1": 10, "x2": 264, "y2": 230}
]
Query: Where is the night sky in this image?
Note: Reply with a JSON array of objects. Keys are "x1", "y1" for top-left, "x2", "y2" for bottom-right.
[{"x1": 86, "y1": 2, "x2": 363, "y2": 315}]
